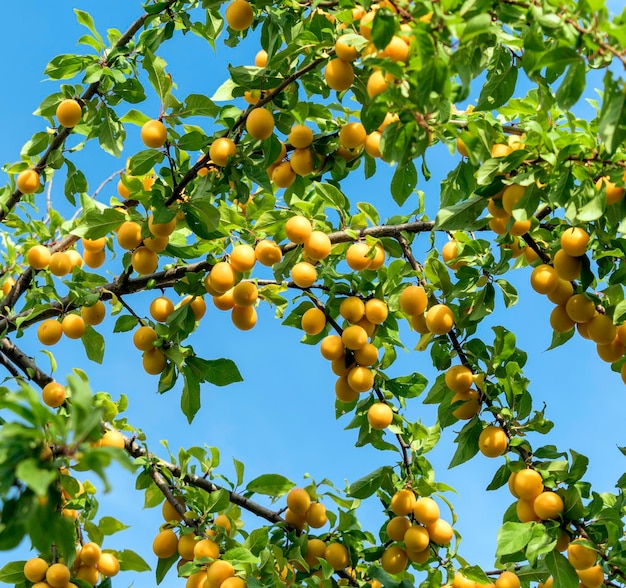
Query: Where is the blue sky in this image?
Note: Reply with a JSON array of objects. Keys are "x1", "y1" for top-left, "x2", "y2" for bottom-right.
[{"x1": 0, "y1": 1, "x2": 624, "y2": 586}]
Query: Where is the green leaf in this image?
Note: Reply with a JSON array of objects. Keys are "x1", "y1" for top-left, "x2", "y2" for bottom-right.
[
  {"x1": 449, "y1": 418, "x2": 482, "y2": 467},
  {"x1": 222, "y1": 547, "x2": 260, "y2": 565},
  {"x1": 74, "y1": 9, "x2": 104, "y2": 45},
  {"x1": 72, "y1": 208, "x2": 126, "y2": 239},
  {"x1": 556, "y1": 58, "x2": 586, "y2": 110},
  {"x1": 117, "y1": 549, "x2": 151, "y2": 572},
  {"x1": 183, "y1": 198, "x2": 220, "y2": 240},
  {"x1": 391, "y1": 161, "x2": 417, "y2": 206},
  {"x1": 15, "y1": 459, "x2": 57, "y2": 497},
  {"x1": 128, "y1": 149, "x2": 165, "y2": 175},
  {"x1": 245, "y1": 474, "x2": 294, "y2": 497},
  {"x1": 98, "y1": 106, "x2": 125, "y2": 157},
  {"x1": 45, "y1": 54, "x2": 89, "y2": 79},
  {"x1": 155, "y1": 553, "x2": 178, "y2": 585},
  {"x1": 348, "y1": 466, "x2": 393, "y2": 499},
  {"x1": 599, "y1": 71, "x2": 626, "y2": 155},
  {"x1": 185, "y1": 356, "x2": 243, "y2": 387},
  {"x1": 0, "y1": 561, "x2": 26, "y2": 583},
  {"x1": 314, "y1": 182, "x2": 350, "y2": 211},
  {"x1": 233, "y1": 457, "x2": 244, "y2": 487},
  {"x1": 113, "y1": 315, "x2": 139, "y2": 333},
  {"x1": 81, "y1": 325, "x2": 105, "y2": 364},
  {"x1": 461, "y1": 13, "x2": 492, "y2": 41},
  {"x1": 371, "y1": 9, "x2": 396, "y2": 51},
  {"x1": 496, "y1": 521, "x2": 535, "y2": 556},
  {"x1": 143, "y1": 49, "x2": 172, "y2": 101},
  {"x1": 476, "y1": 47, "x2": 518, "y2": 111},
  {"x1": 181, "y1": 366, "x2": 201, "y2": 424},
  {"x1": 98, "y1": 516, "x2": 130, "y2": 536},
  {"x1": 545, "y1": 550, "x2": 579, "y2": 588},
  {"x1": 434, "y1": 196, "x2": 485, "y2": 230}
]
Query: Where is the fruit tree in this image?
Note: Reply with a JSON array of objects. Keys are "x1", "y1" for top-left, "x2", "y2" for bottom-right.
[{"x1": 0, "y1": 1, "x2": 625, "y2": 588}]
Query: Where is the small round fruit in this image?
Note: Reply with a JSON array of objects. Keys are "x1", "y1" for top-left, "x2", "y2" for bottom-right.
[
  {"x1": 143, "y1": 348, "x2": 167, "y2": 375},
  {"x1": 365, "y1": 298, "x2": 388, "y2": 324},
  {"x1": 335, "y1": 34, "x2": 360, "y2": 61},
  {"x1": 320, "y1": 335, "x2": 344, "y2": 360},
  {"x1": 491, "y1": 143, "x2": 512, "y2": 158},
  {"x1": 225, "y1": 0, "x2": 254, "y2": 30},
  {"x1": 209, "y1": 262, "x2": 237, "y2": 294},
  {"x1": 117, "y1": 221, "x2": 143, "y2": 250},
  {"x1": 46, "y1": 563, "x2": 71, "y2": 588},
  {"x1": 271, "y1": 161, "x2": 296, "y2": 188},
  {"x1": 150, "y1": 296, "x2": 174, "y2": 322},
  {"x1": 61, "y1": 314, "x2": 85, "y2": 339},
  {"x1": 38, "y1": 320, "x2": 63, "y2": 346},
  {"x1": 565, "y1": 294, "x2": 596, "y2": 324},
  {"x1": 513, "y1": 469, "x2": 544, "y2": 500},
  {"x1": 553, "y1": 249, "x2": 581, "y2": 281},
  {"x1": 390, "y1": 488, "x2": 416, "y2": 516},
  {"x1": 567, "y1": 539, "x2": 597, "y2": 570},
  {"x1": 27, "y1": 245, "x2": 51, "y2": 269},
  {"x1": 339, "y1": 122, "x2": 366, "y2": 149},
  {"x1": 346, "y1": 242, "x2": 372, "y2": 271},
  {"x1": 255, "y1": 240, "x2": 282, "y2": 266},
  {"x1": 288, "y1": 125, "x2": 314, "y2": 149},
  {"x1": 48, "y1": 252, "x2": 72, "y2": 276},
  {"x1": 336, "y1": 376, "x2": 359, "y2": 402},
  {"x1": 230, "y1": 244, "x2": 256, "y2": 272},
  {"x1": 82, "y1": 237, "x2": 106, "y2": 252},
  {"x1": 413, "y1": 496, "x2": 440, "y2": 525},
  {"x1": 586, "y1": 314, "x2": 616, "y2": 345},
  {"x1": 141, "y1": 119, "x2": 167, "y2": 148},
  {"x1": 132, "y1": 246, "x2": 159, "y2": 275},
  {"x1": 231, "y1": 305, "x2": 257, "y2": 330},
  {"x1": 148, "y1": 214, "x2": 177, "y2": 238},
  {"x1": 425, "y1": 304, "x2": 455, "y2": 335},
  {"x1": 324, "y1": 543, "x2": 349, "y2": 571},
  {"x1": 133, "y1": 326, "x2": 157, "y2": 351},
  {"x1": 56, "y1": 99, "x2": 82, "y2": 128},
  {"x1": 17, "y1": 169, "x2": 40, "y2": 194},
  {"x1": 530, "y1": 264, "x2": 559, "y2": 295},
  {"x1": 445, "y1": 365, "x2": 474, "y2": 393},
  {"x1": 502, "y1": 184, "x2": 526, "y2": 215},
  {"x1": 496, "y1": 571, "x2": 520, "y2": 588},
  {"x1": 232, "y1": 281, "x2": 258, "y2": 307},
  {"x1": 425, "y1": 518, "x2": 454, "y2": 545},
  {"x1": 354, "y1": 343, "x2": 378, "y2": 366},
  {"x1": 576, "y1": 565, "x2": 604, "y2": 588},
  {"x1": 306, "y1": 502, "x2": 328, "y2": 528},
  {"x1": 84, "y1": 248, "x2": 106, "y2": 268},
  {"x1": 285, "y1": 215, "x2": 312, "y2": 244},
  {"x1": 381, "y1": 545, "x2": 408, "y2": 574},
  {"x1": 287, "y1": 487, "x2": 311, "y2": 515},
  {"x1": 347, "y1": 366, "x2": 374, "y2": 392},
  {"x1": 516, "y1": 500, "x2": 538, "y2": 524},
  {"x1": 291, "y1": 262, "x2": 317, "y2": 288},
  {"x1": 324, "y1": 58, "x2": 354, "y2": 91},
  {"x1": 194, "y1": 537, "x2": 220, "y2": 560},
  {"x1": 24, "y1": 558, "x2": 49, "y2": 582},
  {"x1": 533, "y1": 491, "x2": 564, "y2": 520},
  {"x1": 180, "y1": 296, "x2": 206, "y2": 321},
  {"x1": 561, "y1": 227, "x2": 589, "y2": 256},
  {"x1": 101, "y1": 429, "x2": 125, "y2": 449},
  {"x1": 547, "y1": 279, "x2": 574, "y2": 305},
  {"x1": 478, "y1": 425, "x2": 508, "y2": 457},
  {"x1": 342, "y1": 325, "x2": 368, "y2": 350},
  {"x1": 404, "y1": 525, "x2": 430, "y2": 553},
  {"x1": 213, "y1": 289, "x2": 235, "y2": 311},
  {"x1": 81, "y1": 301, "x2": 105, "y2": 325},
  {"x1": 153, "y1": 529, "x2": 179, "y2": 558},
  {"x1": 97, "y1": 553, "x2": 120, "y2": 577},
  {"x1": 386, "y1": 516, "x2": 411, "y2": 542},
  {"x1": 303, "y1": 230, "x2": 331, "y2": 260},
  {"x1": 400, "y1": 285, "x2": 428, "y2": 315},
  {"x1": 209, "y1": 137, "x2": 237, "y2": 166},
  {"x1": 367, "y1": 403, "x2": 393, "y2": 430},
  {"x1": 301, "y1": 307, "x2": 326, "y2": 335}
]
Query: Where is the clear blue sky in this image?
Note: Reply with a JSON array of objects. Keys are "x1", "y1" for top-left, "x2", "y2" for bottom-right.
[{"x1": 0, "y1": 2, "x2": 624, "y2": 586}]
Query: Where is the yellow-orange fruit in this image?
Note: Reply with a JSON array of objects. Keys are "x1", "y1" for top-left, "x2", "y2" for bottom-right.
[
  {"x1": 131, "y1": 246, "x2": 158, "y2": 275},
  {"x1": 254, "y1": 49, "x2": 268, "y2": 67},
  {"x1": 17, "y1": 169, "x2": 40, "y2": 194},
  {"x1": 162, "y1": 497, "x2": 185, "y2": 521},
  {"x1": 206, "y1": 560, "x2": 235, "y2": 588},
  {"x1": 1, "y1": 277, "x2": 15, "y2": 296},
  {"x1": 586, "y1": 314, "x2": 616, "y2": 345},
  {"x1": 404, "y1": 525, "x2": 430, "y2": 552},
  {"x1": 445, "y1": 365, "x2": 474, "y2": 394},
  {"x1": 320, "y1": 335, "x2": 344, "y2": 360},
  {"x1": 355, "y1": 316, "x2": 376, "y2": 337},
  {"x1": 451, "y1": 389, "x2": 481, "y2": 420},
  {"x1": 365, "y1": 298, "x2": 388, "y2": 325},
  {"x1": 547, "y1": 279, "x2": 574, "y2": 305},
  {"x1": 425, "y1": 519, "x2": 454, "y2": 545},
  {"x1": 324, "y1": 58, "x2": 354, "y2": 91},
  {"x1": 46, "y1": 563, "x2": 71, "y2": 588},
  {"x1": 148, "y1": 214, "x2": 176, "y2": 238},
  {"x1": 287, "y1": 487, "x2": 311, "y2": 515},
  {"x1": 220, "y1": 578, "x2": 245, "y2": 588},
  {"x1": 538, "y1": 578, "x2": 554, "y2": 588},
  {"x1": 502, "y1": 184, "x2": 526, "y2": 215},
  {"x1": 116, "y1": 221, "x2": 142, "y2": 250},
  {"x1": 181, "y1": 295, "x2": 206, "y2": 321},
  {"x1": 27, "y1": 245, "x2": 51, "y2": 269},
  {"x1": 100, "y1": 429, "x2": 125, "y2": 449},
  {"x1": 478, "y1": 425, "x2": 508, "y2": 457},
  {"x1": 291, "y1": 262, "x2": 317, "y2": 287},
  {"x1": 553, "y1": 249, "x2": 581, "y2": 281},
  {"x1": 513, "y1": 469, "x2": 543, "y2": 500},
  {"x1": 150, "y1": 296, "x2": 174, "y2": 322},
  {"x1": 367, "y1": 70, "x2": 389, "y2": 98},
  {"x1": 386, "y1": 515, "x2": 411, "y2": 542},
  {"x1": 407, "y1": 547, "x2": 430, "y2": 564},
  {"x1": 83, "y1": 248, "x2": 106, "y2": 268},
  {"x1": 24, "y1": 558, "x2": 49, "y2": 582},
  {"x1": 225, "y1": 0, "x2": 254, "y2": 30},
  {"x1": 306, "y1": 502, "x2": 328, "y2": 528},
  {"x1": 390, "y1": 488, "x2": 416, "y2": 516},
  {"x1": 556, "y1": 531, "x2": 571, "y2": 552},
  {"x1": 82, "y1": 237, "x2": 106, "y2": 252},
  {"x1": 48, "y1": 252, "x2": 72, "y2": 276},
  {"x1": 285, "y1": 215, "x2": 312, "y2": 244},
  {"x1": 598, "y1": 337, "x2": 624, "y2": 363},
  {"x1": 400, "y1": 285, "x2": 428, "y2": 315},
  {"x1": 231, "y1": 305, "x2": 257, "y2": 330},
  {"x1": 65, "y1": 250, "x2": 83, "y2": 269},
  {"x1": 533, "y1": 491, "x2": 564, "y2": 520},
  {"x1": 177, "y1": 533, "x2": 197, "y2": 561},
  {"x1": 194, "y1": 538, "x2": 220, "y2": 560},
  {"x1": 561, "y1": 227, "x2": 590, "y2": 256},
  {"x1": 288, "y1": 125, "x2": 314, "y2": 149},
  {"x1": 340, "y1": 122, "x2": 367, "y2": 149},
  {"x1": 304, "y1": 538, "x2": 327, "y2": 568},
  {"x1": 576, "y1": 565, "x2": 604, "y2": 588},
  {"x1": 56, "y1": 98, "x2": 83, "y2": 127},
  {"x1": 301, "y1": 307, "x2": 326, "y2": 335},
  {"x1": 347, "y1": 366, "x2": 374, "y2": 392},
  {"x1": 332, "y1": 357, "x2": 354, "y2": 377},
  {"x1": 425, "y1": 304, "x2": 455, "y2": 335},
  {"x1": 381, "y1": 545, "x2": 408, "y2": 574},
  {"x1": 210, "y1": 137, "x2": 237, "y2": 166},
  {"x1": 143, "y1": 348, "x2": 167, "y2": 375},
  {"x1": 272, "y1": 161, "x2": 296, "y2": 188},
  {"x1": 596, "y1": 175, "x2": 625, "y2": 205},
  {"x1": 342, "y1": 325, "x2": 368, "y2": 350},
  {"x1": 232, "y1": 281, "x2": 258, "y2": 307},
  {"x1": 530, "y1": 264, "x2": 559, "y2": 295},
  {"x1": 491, "y1": 143, "x2": 512, "y2": 158},
  {"x1": 367, "y1": 402, "x2": 390, "y2": 430},
  {"x1": 213, "y1": 289, "x2": 235, "y2": 311},
  {"x1": 382, "y1": 35, "x2": 410, "y2": 62},
  {"x1": 345, "y1": 242, "x2": 372, "y2": 271},
  {"x1": 61, "y1": 314, "x2": 85, "y2": 339},
  {"x1": 565, "y1": 294, "x2": 596, "y2": 323},
  {"x1": 488, "y1": 197, "x2": 509, "y2": 218},
  {"x1": 246, "y1": 108, "x2": 275, "y2": 140},
  {"x1": 516, "y1": 498, "x2": 540, "y2": 522},
  {"x1": 442, "y1": 240, "x2": 464, "y2": 270},
  {"x1": 141, "y1": 119, "x2": 167, "y2": 148},
  {"x1": 335, "y1": 376, "x2": 359, "y2": 402},
  {"x1": 496, "y1": 571, "x2": 520, "y2": 588},
  {"x1": 290, "y1": 148, "x2": 315, "y2": 176},
  {"x1": 568, "y1": 539, "x2": 597, "y2": 570},
  {"x1": 81, "y1": 300, "x2": 105, "y2": 325},
  {"x1": 365, "y1": 131, "x2": 382, "y2": 158},
  {"x1": 255, "y1": 240, "x2": 282, "y2": 266},
  {"x1": 325, "y1": 543, "x2": 350, "y2": 570},
  {"x1": 304, "y1": 230, "x2": 331, "y2": 260},
  {"x1": 38, "y1": 320, "x2": 63, "y2": 346},
  {"x1": 489, "y1": 216, "x2": 509, "y2": 235},
  {"x1": 618, "y1": 323, "x2": 626, "y2": 346},
  {"x1": 335, "y1": 34, "x2": 360, "y2": 61},
  {"x1": 550, "y1": 305, "x2": 575, "y2": 333},
  {"x1": 413, "y1": 497, "x2": 440, "y2": 525},
  {"x1": 209, "y1": 262, "x2": 237, "y2": 294},
  {"x1": 410, "y1": 312, "x2": 430, "y2": 334},
  {"x1": 153, "y1": 529, "x2": 179, "y2": 558}
]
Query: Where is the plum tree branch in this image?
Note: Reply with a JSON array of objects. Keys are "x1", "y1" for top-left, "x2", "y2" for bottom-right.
[{"x1": 0, "y1": 337, "x2": 53, "y2": 387}]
